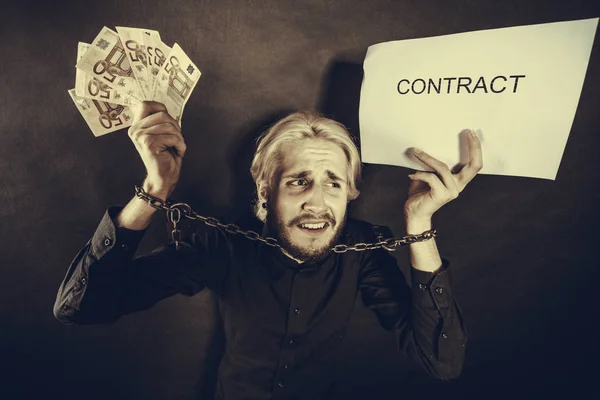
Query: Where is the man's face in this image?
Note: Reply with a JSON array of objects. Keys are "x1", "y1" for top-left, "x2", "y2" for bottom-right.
[{"x1": 266, "y1": 138, "x2": 349, "y2": 263}]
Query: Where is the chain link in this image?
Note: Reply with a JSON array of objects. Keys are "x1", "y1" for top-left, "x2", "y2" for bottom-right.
[{"x1": 134, "y1": 185, "x2": 436, "y2": 252}]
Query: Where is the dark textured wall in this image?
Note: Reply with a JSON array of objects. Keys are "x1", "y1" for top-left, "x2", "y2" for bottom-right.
[{"x1": 1, "y1": 0, "x2": 599, "y2": 399}]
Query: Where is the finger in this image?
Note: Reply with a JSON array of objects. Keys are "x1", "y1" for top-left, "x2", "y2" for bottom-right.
[
  {"x1": 141, "y1": 122, "x2": 183, "y2": 137},
  {"x1": 132, "y1": 101, "x2": 168, "y2": 123},
  {"x1": 409, "y1": 171, "x2": 456, "y2": 203},
  {"x1": 129, "y1": 119, "x2": 181, "y2": 142},
  {"x1": 408, "y1": 178, "x2": 430, "y2": 196},
  {"x1": 140, "y1": 132, "x2": 187, "y2": 157},
  {"x1": 411, "y1": 149, "x2": 460, "y2": 197},
  {"x1": 138, "y1": 111, "x2": 181, "y2": 132},
  {"x1": 456, "y1": 130, "x2": 483, "y2": 190}
]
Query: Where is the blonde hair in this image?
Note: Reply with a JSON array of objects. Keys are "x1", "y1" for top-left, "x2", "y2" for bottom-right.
[{"x1": 250, "y1": 110, "x2": 362, "y2": 222}]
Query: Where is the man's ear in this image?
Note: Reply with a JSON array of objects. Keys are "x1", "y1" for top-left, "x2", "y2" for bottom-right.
[{"x1": 257, "y1": 180, "x2": 270, "y2": 203}]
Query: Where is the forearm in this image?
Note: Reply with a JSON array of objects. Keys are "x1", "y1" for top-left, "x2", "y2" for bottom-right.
[
  {"x1": 54, "y1": 207, "x2": 147, "y2": 325},
  {"x1": 358, "y1": 229, "x2": 466, "y2": 380},
  {"x1": 407, "y1": 259, "x2": 467, "y2": 380},
  {"x1": 405, "y1": 218, "x2": 442, "y2": 273}
]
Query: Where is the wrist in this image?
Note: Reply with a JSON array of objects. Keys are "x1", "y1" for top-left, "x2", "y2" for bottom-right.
[
  {"x1": 405, "y1": 216, "x2": 432, "y2": 235},
  {"x1": 143, "y1": 178, "x2": 171, "y2": 201}
]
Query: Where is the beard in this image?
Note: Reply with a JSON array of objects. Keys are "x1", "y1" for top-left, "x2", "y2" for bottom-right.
[{"x1": 266, "y1": 209, "x2": 347, "y2": 263}]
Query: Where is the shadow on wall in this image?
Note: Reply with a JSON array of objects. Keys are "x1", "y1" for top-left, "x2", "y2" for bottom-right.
[{"x1": 318, "y1": 60, "x2": 364, "y2": 141}]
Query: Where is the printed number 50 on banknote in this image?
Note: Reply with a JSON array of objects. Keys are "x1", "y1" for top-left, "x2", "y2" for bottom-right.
[{"x1": 152, "y1": 43, "x2": 201, "y2": 124}]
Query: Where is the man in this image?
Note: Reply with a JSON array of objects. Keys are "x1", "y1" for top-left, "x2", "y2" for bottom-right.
[{"x1": 54, "y1": 102, "x2": 482, "y2": 399}]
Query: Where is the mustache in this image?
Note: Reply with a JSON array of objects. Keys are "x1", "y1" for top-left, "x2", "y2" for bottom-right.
[{"x1": 288, "y1": 213, "x2": 336, "y2": 228}]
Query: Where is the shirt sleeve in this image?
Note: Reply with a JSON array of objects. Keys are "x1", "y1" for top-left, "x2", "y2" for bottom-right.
[
  {"x1": 358, "y1": 237, "x2": 467, "y2": 380},
  {"x1": 53, "y1": 206, "x2": 218, "y2": 325}
]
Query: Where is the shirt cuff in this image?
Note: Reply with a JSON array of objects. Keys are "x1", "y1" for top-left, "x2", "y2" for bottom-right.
[
  {"x1": 411, "y1": 258, "x2": 453, "y2": 312},
  {"x1": 90, "y1": 206, "x2": 147, "y2": 259}
]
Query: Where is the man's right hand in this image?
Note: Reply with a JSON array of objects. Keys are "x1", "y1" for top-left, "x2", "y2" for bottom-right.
[{"x1": 128, "y1": 101, "x2": 187, "y2": 201}]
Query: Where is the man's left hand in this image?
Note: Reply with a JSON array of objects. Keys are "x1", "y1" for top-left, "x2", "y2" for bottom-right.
[{"x1": 404, "y1": 130, "x2": 483, "y2": 223}]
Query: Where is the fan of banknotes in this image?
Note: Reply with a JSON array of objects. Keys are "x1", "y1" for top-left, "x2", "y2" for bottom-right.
[{"x1": 68, "y1": 26, "x2": 201, "y2": 137}]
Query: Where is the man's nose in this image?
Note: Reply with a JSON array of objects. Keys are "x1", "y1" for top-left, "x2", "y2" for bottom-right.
[{"x1": 303, "y1": 186, "x2": 328, "y2": 214}]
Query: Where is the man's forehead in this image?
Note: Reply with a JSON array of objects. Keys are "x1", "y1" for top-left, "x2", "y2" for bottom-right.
[{"x1": 279, "y1": 139, "x2": 347, "y2": 176}]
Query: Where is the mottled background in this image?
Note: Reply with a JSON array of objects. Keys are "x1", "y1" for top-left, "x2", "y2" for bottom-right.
[{"x1": 1, "y1": 0, "x2": 599, "y2": 398}]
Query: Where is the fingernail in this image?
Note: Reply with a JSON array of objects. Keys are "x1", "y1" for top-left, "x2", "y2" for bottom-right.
[
  {"x1": 412, "y1": 147, "x2": 422, "y2": 154},
  {"x1": 469, "y1": 130, "x2": 477, "y2": 139}
]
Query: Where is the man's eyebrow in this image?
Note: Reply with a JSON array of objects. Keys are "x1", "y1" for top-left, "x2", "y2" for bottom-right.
[
  {"x1": 282, "y1": 171, "x2": 310, "y2": 180},
  {"x1": 282, "y1": 170, "x2": 346, "y2": 183},
  {"x1": 326, "y1": 170, "x2": 346, "y2": 183}
]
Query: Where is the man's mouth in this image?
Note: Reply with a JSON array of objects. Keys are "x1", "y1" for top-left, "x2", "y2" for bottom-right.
[{"x1": 297, "y1": 221, "x2": 329, "y2": 235}]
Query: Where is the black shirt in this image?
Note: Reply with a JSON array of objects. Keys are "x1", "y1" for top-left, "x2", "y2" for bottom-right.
[{"x1": 53, "y1": 206, "x2": 467, "y2": 399}]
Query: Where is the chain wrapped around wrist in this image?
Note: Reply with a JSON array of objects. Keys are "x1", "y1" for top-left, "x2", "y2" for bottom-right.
[{"x1": 134, "y1": 185, "x2": 436, "y2": 253}]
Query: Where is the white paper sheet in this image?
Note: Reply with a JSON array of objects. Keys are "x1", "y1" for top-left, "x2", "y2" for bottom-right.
[{"x1": 359, "y1": 18, "x2": 598, "y2": 180}]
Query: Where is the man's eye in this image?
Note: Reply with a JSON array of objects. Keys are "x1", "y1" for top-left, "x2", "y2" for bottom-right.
[
  {"x1": 289, "y1": 179, "x2": 307, "y2": 186},
  {"x1": 327, "y1": 182, "x2": 341, "y2": 188}
]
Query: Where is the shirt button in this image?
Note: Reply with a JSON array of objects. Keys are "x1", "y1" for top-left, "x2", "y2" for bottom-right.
[
  {"x1": 277, "y1": 382, "x2": 284, "y2": 388},
  {"x1": 283, "y1": 364, "x2": 289, "y2": 369},
  {"x1": 288, "y1": 339, "x2": 294, "y2": 345},
  {"x1": 104, "y1": 238, "x2": 112, "y2": 246},
  {"x1": 294, "y1": 308, "x2": 300, "y2": 315},
  {"x1": 121, "y1": 244, "x2": 129, "y2": 251},
  {"x1": 441, "y1": 332, "x2": 448, "y2": 339},
  {"x1": 435, "y1": 286, "x2": 443, "y2": 294},
  {"x1": 418, "y1": 283, "x2": 427, "y2": 291}
]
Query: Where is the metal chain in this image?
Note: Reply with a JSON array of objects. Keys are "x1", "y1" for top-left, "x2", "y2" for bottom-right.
[{"x1": 134, "y1": 185, "x2": 436, "y2": 253}]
